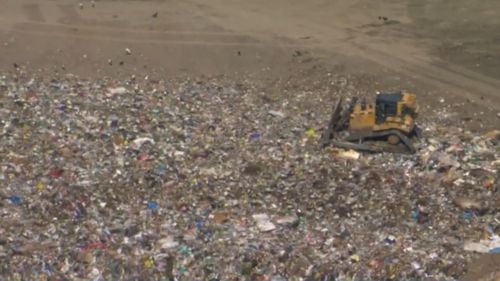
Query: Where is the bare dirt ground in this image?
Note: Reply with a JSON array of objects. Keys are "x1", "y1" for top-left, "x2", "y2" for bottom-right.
[{"x1": 0, "y1": 0, "x2": 499, "y2": 279}]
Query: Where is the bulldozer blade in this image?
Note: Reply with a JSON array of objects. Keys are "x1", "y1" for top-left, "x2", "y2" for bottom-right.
[
  {"x1": 335, "y1": 97, "x2": 357, "y2": 132},
  {"x1": 321, "y1": 98, "x2": 343, "y2": 147}
]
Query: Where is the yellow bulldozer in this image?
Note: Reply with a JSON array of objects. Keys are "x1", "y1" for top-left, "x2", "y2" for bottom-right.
[{"x1": 321, "y1": 91, "x2": 421, "y2": 153}]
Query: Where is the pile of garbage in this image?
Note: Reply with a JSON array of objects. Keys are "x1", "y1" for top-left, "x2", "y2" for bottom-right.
[{"x1": 0, "y1": 71, "x2": 498, "y2": 281}]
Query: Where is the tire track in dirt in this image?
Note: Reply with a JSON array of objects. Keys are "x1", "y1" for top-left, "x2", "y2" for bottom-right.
[
  {"x1": 11, "y1": 22, "x2": 263, "y2": 44},
  {"x1": 429, "y1": 61, "x2": 500, "y2": 93},
  {"x1": 1, "y1": 24, "x2": 303, "y2": 48}
]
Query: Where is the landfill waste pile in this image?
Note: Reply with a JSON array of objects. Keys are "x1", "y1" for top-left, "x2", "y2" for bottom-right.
[{"x1": 0, "y1": 71, "x2": 498, "y2": 281}]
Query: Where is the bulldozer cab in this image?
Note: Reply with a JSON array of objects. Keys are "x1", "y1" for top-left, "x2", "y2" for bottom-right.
[
  {"x1": 375, "y1": 91, "x2": 418, "y2": 123},
  {"x1": 375, "y1": 91, "x2": 401, "y2": 124}
]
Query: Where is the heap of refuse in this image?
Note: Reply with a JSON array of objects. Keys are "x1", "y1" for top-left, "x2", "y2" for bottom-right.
[{"x1": 0, "y1": 72, "x2": 498, "y2": 280}]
